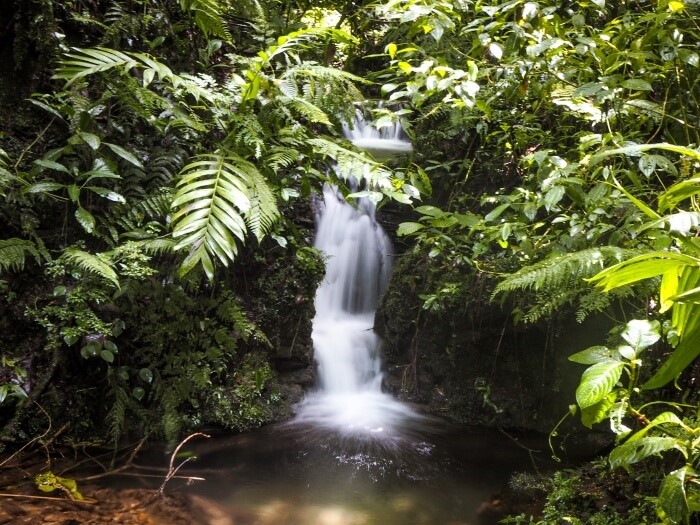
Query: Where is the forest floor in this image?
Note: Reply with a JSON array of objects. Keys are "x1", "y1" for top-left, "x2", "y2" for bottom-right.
[
  {"x1": 0, "y1": 487, "x2": 235, "y2": 525},
  {"x1": 0, "y1": 442, "x2": 241, "y2": 525}
]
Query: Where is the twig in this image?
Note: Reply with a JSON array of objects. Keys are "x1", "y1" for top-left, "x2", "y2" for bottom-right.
[
  {"x1": 73, "y1": 437, "x2": 148, "y2": 481},
  {"x1": 0, "y1": 493, "x2": 95, "y2": 504},
  {"x1": 157, "y1": 432, "x2": 210, "y2": 495}
]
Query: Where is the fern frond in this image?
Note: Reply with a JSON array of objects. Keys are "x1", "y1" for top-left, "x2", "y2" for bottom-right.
[
  {"x1": 228, "y1": 113, "x2": 266, "y2": 158},
  {"x1": 106, "y1": 382, "x2": 128, "y2": 447},
  {"x1": 245, "y1": 171, "x2": 280, "y2": 242},
  {"x1": 493, "y1": 247, "x2": 638, "y2": 298},
  {"x1": 0, "y1": 239, "x2": 49, "y2": 273},
  {"x1": 282, "y1": 96, "x2": 332, "y2": 126},
  {"x1": 133, "y1": 238, "x2": 177, "y2": 255},
  {"x1": 265, "y1": 146, "x2": 300, "y2": 171},
  {"x1": 180, "y1": 0, "x2": 231, "y2": 41},
  {"x1": 53, "y1": 47, "x2": 138, "y2": 87},
  {"x1": 171, "y1": 153, "x2": 255, "y2": 279},
  {"x1": 61, "y1": 247, "x2": 120, "y2": 288}
]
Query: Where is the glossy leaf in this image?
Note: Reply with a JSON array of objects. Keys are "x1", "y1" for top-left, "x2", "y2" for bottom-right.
[
  {"x1": 569, "y1": 345, "x2": 618, "y2": 364},
  {"x1": 576, "y1": 361, "x2": 625, "y2": 408},
  {"x1": 610, "y1": 437, "x2": 680, "y2": 468}
]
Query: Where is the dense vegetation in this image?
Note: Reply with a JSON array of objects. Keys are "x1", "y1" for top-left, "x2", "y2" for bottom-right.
[{"x1": 2, "y1": 0, "x2": 700, "y2": 522}]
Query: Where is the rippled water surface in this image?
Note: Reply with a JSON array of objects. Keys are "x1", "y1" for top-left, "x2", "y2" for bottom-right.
[{"x1": 159, "y1": 419, "x2": 545, "y2": 525}]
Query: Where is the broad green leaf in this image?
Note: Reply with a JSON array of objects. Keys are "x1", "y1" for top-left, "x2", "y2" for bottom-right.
[
  {"x1": 87, "y1": 186, "x2": 126, "y2": 203},
  {"x1": 620, "y1": 319, "x2": 661, "y2": 351},
  {"x1": 621, "y1": 79, "x2": 653, "y2": 91},
  {"x1": 661, "y1": 267, "x2": 681, "y2": 313},
  {"x1": 33, "y1": 159, "x2": 70, "y2": 174},
  {"x1": 576, "y1": 361, "x2": 625, "y2": 408},
  {"x1": 543, "y1": 186, "x2": 565, "y2": 211},
  {"x1": 609, "y1": 437, "x2": 679, "y2": 468},
  {"x1": 104, "y1": 142, "x2": 143, "y2": 168},
  {"x1": 24, "y1": 181, "x2": 65, "y2": 194},
  {"x1": 627, "y1": 411, "x2": 685, "y2": 443},
  {"x1": 75, "y1": 207, "x2": 96, "y2": 233},
  {"x1": 485, "y1": 203, "x2": 510, "y2": 222},
  {"x1": 590, "y1": 252, "x2": 699, "y2": 292},
  {"x1": 643, "y1": 326, "x2": 700, "y2": 389},
  {"x1": 590, "y1": 143, "x2": 700, "y2": 166},
  {"x1": 79, "y1": 132, "x2": 101, "y2": 150},
  {"x1": 397, "y1": 222, "x2": 425, "y2": 236},
  {"x1": 659, "y1": 468, "x2": 689, "y2": 524},
  {"x1": 569, "y1": 345, "x2": 618, "y2": 364},
  {"x1": 67, "y1": 184, "x2": 80, "y2": 202},
  {"x1": 100, "y1": 349, "x2": 114, "y2": 363},
  {"x1": 580, "y1": 392, "x2": 615, "y2": 428}
]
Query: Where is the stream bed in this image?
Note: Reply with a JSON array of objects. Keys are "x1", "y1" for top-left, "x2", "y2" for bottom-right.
[{"x1": 144, "y1": 418, "x2": 548, "y2": 525}]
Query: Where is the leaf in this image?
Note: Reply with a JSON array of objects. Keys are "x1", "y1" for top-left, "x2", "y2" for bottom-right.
[
  {"x1": 24, "y1": 182, "x2": 65, "y2": 194},
  {"x1": 659, "y1": 468, "x2": 689, "y2": 524},
  {"x1": 397, "y1": 222, "x2": 425, "y2": 236},
  {"x1": 620, "y1": 319, "x2": 661, "y2": 351},
  {"x1": 75, "y1": 207, "x2": 96, "y2": 233},
  {"x1": 569, "y1": 345, "x2": 618, "y2": 364},
  {"x1": 543, "y1": 186, "x2": 565, "y2": 211},
  {"x1": 643, "y1": 326, "x2": 700, "y2": 389},
  {"x1": 627, "y1": 411, "x2": 685, "y2": 443},
  {"x1": 485, "y1": 203, "x2": 510, "y2": 222},
  {"x1": 576, "y1": 361, "x2": 625, "y2": 408},
  {"x1": 100, "y1": 349, "x2": 115, "y2": 363},
  {"x1": 580, "y1": 392, "x2": 615, "y2": 428},
  {"x1": 33, "y1": 159, "x2": 71, "y2": 174},
  {"x1": 589, "y1": 252, "x2": 700, "y2": 292},
  {"x1": 621, "y1": 79, "x2": 653, "y2": 91},
  {"x1": 139, "y1": 368, "x2": 153, "y2": 383},
  {"x1": 590, "y1": 143, "x2": 700, "y2": 167},
  {"x1": 79, "y1": 132, "x2": 101, "y2": 150},
  {"x1": 609, "y1": 437, "x2": 680, "y2": 468},
  {"x1": 104, "y1": 143, "x2": 143, "y2": 168},
  {"x1": 54, "y1": 47, "x2": 138, "y2": 87},
  {"x1": 61, "y1": 247, "x2": 119, "y2": 288},
  {"x1": 171, "y1": 153, "x2": 255, "y2": 279}
]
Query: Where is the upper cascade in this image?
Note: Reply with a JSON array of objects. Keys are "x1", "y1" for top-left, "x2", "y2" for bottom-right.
[{"x1": 342, "y1": 107, "x2": 413, "y2": 161}]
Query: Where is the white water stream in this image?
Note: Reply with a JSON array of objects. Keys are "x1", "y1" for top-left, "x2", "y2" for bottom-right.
[{"x1": 294, "y1": 112, "x2": 419, "y2": 435}]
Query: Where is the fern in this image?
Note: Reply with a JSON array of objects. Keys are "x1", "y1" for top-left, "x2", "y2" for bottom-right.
[
  {"x1": 264, "y1": 146, "x2": 300, "y2": 171},
  {"x1": 0, "y1": 239, "x2": 49, "y2": 273},
  {"x1": 493, "y1": 247, "x2": 642, "y2": 323},
  {"x1": 53, "y1": 47, "x2": 138, "y2": 87},
  {"x1": 105, "y1": 381, "x2": 128, "y2": 448},
  {"x1": 171, "y1": 153, "x2": 256, "y2": 279},
  {"x1": 179, "y1": 0, "x2": 231, "y2": 41},
  {"x1": 61, "y1": 247, "x2": 120, "y2": 288},
  {"x1": 245, "y1": 170, "x2": 280, "y2": 242},
  {"x1": 493, "y1": 247, "x2": 637, "y2": 296}
]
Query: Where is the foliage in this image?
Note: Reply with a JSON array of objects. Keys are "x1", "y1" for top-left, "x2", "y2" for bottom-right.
[{"x1": 504, "y1": 461, "x2": 657, "y2": 525}]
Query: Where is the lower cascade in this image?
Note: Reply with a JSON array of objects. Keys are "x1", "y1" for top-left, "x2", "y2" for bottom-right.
[
  {"x1": 294, "y1": 114, "x2": 420, "y2": 436},
  {"x1": 294, "y1": 186, "x2": 419, "y2": 435}
]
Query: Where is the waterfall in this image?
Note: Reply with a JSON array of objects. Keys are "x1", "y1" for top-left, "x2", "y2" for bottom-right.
[{"x1": 294, "y1": 110, "x2": 419, "y2": 435}]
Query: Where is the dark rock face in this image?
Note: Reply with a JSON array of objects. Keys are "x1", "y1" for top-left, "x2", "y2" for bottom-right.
[{"x1": 375, "y1": 250, "x2": 613, "y2": 439}]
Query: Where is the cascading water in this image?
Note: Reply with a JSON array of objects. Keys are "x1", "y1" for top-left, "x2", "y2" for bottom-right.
[{"x1": 293, "y1": 109, "x2": 420, "y2": 436}]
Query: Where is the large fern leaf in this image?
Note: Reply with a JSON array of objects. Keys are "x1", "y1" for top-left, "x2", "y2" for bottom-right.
[
  {"x1": 179, "y1": 0, "x2": 231, "y2": 41},
  {"x1": 171, "y1": 153, "x2": 255, "y2": 279},
  {"x1": 61, "y1": 247, "x2": 120, "y2": 288},
  {"x1": 53, "y1": 47, "x2": 138, "y2": 87},
  {"x1": 0, "y1": 239, "x2": 49, "y2": 273},
  {"x1": 492, "y1": 246, "x2": 645, "y2": 323},
  {"x1": 245, "y1": 170, "x2": 280, "y2": 242}
]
